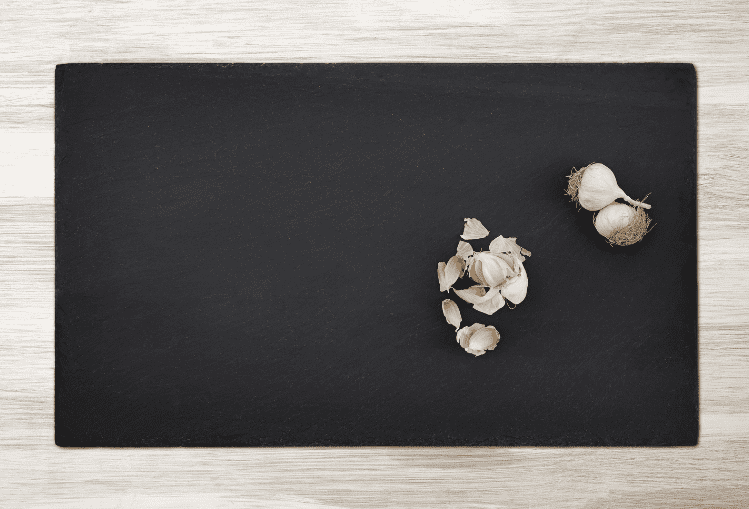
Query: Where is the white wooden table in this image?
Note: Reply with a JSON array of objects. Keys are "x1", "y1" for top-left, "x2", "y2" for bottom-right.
[{"x1": 2, "y1": 1, "x2": 747, "y2": 507}]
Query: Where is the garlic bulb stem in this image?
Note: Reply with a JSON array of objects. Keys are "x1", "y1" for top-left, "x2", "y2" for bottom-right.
[{"x1": 622, "y1": 194, "x2": 651, "y2": 209}]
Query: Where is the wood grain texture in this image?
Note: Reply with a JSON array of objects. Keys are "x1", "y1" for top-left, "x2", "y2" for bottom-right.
[{"x1": 1, "y1": 0, "x2": 748, "y2": 507}]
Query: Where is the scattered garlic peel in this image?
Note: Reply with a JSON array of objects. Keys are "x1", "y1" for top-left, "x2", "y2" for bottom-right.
[
  {"x1": 454, "y1": 285, "x2": 501, "y2": 306},
  {"x1": 456, "y1": 324, "x2": 500, "y2": 357},
  {"x1": 442, "y1": 299, "x2": 462, "y2": 331},
  {"x1": 437, "y1": 262, "x2": 448, "y2": 291},
  {"x1": 461, "y1": 218, "x2": 489, "y2": 240},
  {"x1": 440, "y1": 219, "x2": 531, "y2": 356},
  {"x1": 456, "y1": 241, "x2": 473, "y2": 265},
  {"x1": 438, "y1": 255, "x2": 464, "y2": 292},
  {"x1": 489, "y1": 235, "x2": 530, "y2": 262},
  {"x1": 472, "y1": 291, "x2": 505, "y2": 315},
  {"x1": 468, "y1": 251, "x2": 513, "y2": 288},
  {"x1": 500, "y1": 261, "x2": 528, "y2": 305}
]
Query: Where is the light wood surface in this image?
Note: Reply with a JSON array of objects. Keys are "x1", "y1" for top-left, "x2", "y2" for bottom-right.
[{"x1": 2, "y1": 1, "x2": 748, "y2": 507}]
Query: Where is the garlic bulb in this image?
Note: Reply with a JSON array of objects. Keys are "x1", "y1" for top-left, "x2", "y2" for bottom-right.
[
  {"x1": 594, "y1": 202, "x2": 652, "y2": 246},
  {"x1": 567, "y1": 163, "x2": 652, "y2": 211},
  {"x1": 594, "y1": 202, "x2": 635, "y2": 237},
  {"x1": 441, "y1": 299, "x2": 462, "y2": 331},
  {"x1": 456, "y1": 323, "x2": 500, "y2": 357}
]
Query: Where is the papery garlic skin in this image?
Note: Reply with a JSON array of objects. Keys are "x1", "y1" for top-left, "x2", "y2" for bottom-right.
[
  {"x1": 461, "y1": 218, "x2": 490, "y2": 240},
  {"x1": 594, "y1": 202, "x2": 636, "y2": 237},
  {"x1": 458, "y1": 235, "x2": 529, "y2": 313},
  {"x1": 500, "y1": 261, "x2": 528, "y2": 305},
  {"x1": 456, "y1": 323, "x2": 500, "y2": 356},
  {"x1": 442, "y1": 299, "x2": 462, "y2": 331},
  {"x1": 438, "y1": 255, "x2": 464, "y2": 292},
  {"x1": 454, "y1": 285, "x2": 506, "y2": 315},
  {"x1": 469, "y1": 252, "x2": 513, "y2": 288},
  {"x1": 456, "y1": 241, "x2": 474, "y2": 265}
]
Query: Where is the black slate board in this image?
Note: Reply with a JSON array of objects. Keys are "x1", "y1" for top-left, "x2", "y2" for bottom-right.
[{"x1": 55, "y1": 63, "x2": 697, "y2": 446}]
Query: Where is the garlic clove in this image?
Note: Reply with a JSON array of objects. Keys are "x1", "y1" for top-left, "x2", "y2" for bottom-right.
[
  {"x1": 500, "y1": 261, "x2": 528, "y2": 304},
  {"x1": 472, "y1": 291, "x2": 505, "y2": 315},
  {"x1": 441, "y1": 299, "x2": 462, "y2": 331},
  {"x1": 438, "y1": 255, "x2": 464, "y2": 292},
  {"x1": 461, "y1": 218, "x2": 490, "y2": 240}
]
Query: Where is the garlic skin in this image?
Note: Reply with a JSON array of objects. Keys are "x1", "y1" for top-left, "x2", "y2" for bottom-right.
[
  {"x1": 575, "y1": 163, "x2": 652, "y2": 211},
  {"x1": 500, "y1": 261, "x2": 528, "y2": 305},
  {"x1": 454, "y1": 285, "x2": 506, "y2": 315},
  {"x1": 461, "y1": 218, "x2": 490, "y2": 240},
  {"x1": 438, "y1": 255, "x2": 464, "y2": 292},
  {"x1": 441, "y1": 299, "x2": 462, "y2": 331},
  {"x1": 456, "y1": 240, "x2": 474, "y2": 267},
  {"x1": 594, "y1": 202, "x2": 636, "y2": 237},
  {"x1": 456, "y1": 323, "x2": 500, "y2": 356},
  {"x1": 469, "y1": 251, "x2": 513, "y2": 288},
  {"x1": 454, "y1": 234, "x2": 531, "y2": 315}
]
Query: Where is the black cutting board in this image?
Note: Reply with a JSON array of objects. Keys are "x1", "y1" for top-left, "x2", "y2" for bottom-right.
[{"x1": 55, "y1": 63, "x2": 697, "y2": 446}]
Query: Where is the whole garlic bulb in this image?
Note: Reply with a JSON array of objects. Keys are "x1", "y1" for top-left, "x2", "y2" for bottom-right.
[
  {"x1": 567, "y1": 163, "x2": 651, "y2": 212},
  {"x1": 594, "y1": 202, "x2": 652, "y2": 246},
  {"x1": 594, "y1": 202, "x2": 635, "y2": 237}
]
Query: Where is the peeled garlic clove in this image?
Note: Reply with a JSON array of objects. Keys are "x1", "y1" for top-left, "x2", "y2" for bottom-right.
[
  {"x1": 456, "y1": 324, "x2": 500, "y2": 356},
  {"x1": 567, "y1": 163, "x2": 652, "y2": 212},
  {"x1": 472, "y1": 291, "x2": 505, "y2": 315},
  {"x1": 441, "y1": 299, "x2": 462, "y2": 331},
  {"x1": 594, "y1": 202, "x2": 652, "y2": 246},
  {"x1": 438, "y1": 255, "x2": 464, "y2": 292},
  {"x1": 461, "y1": 218, "x2": 489, "y2": 240},
  {"x1": 500, "y1": 260, "x2": 528, "y2": 305}
]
